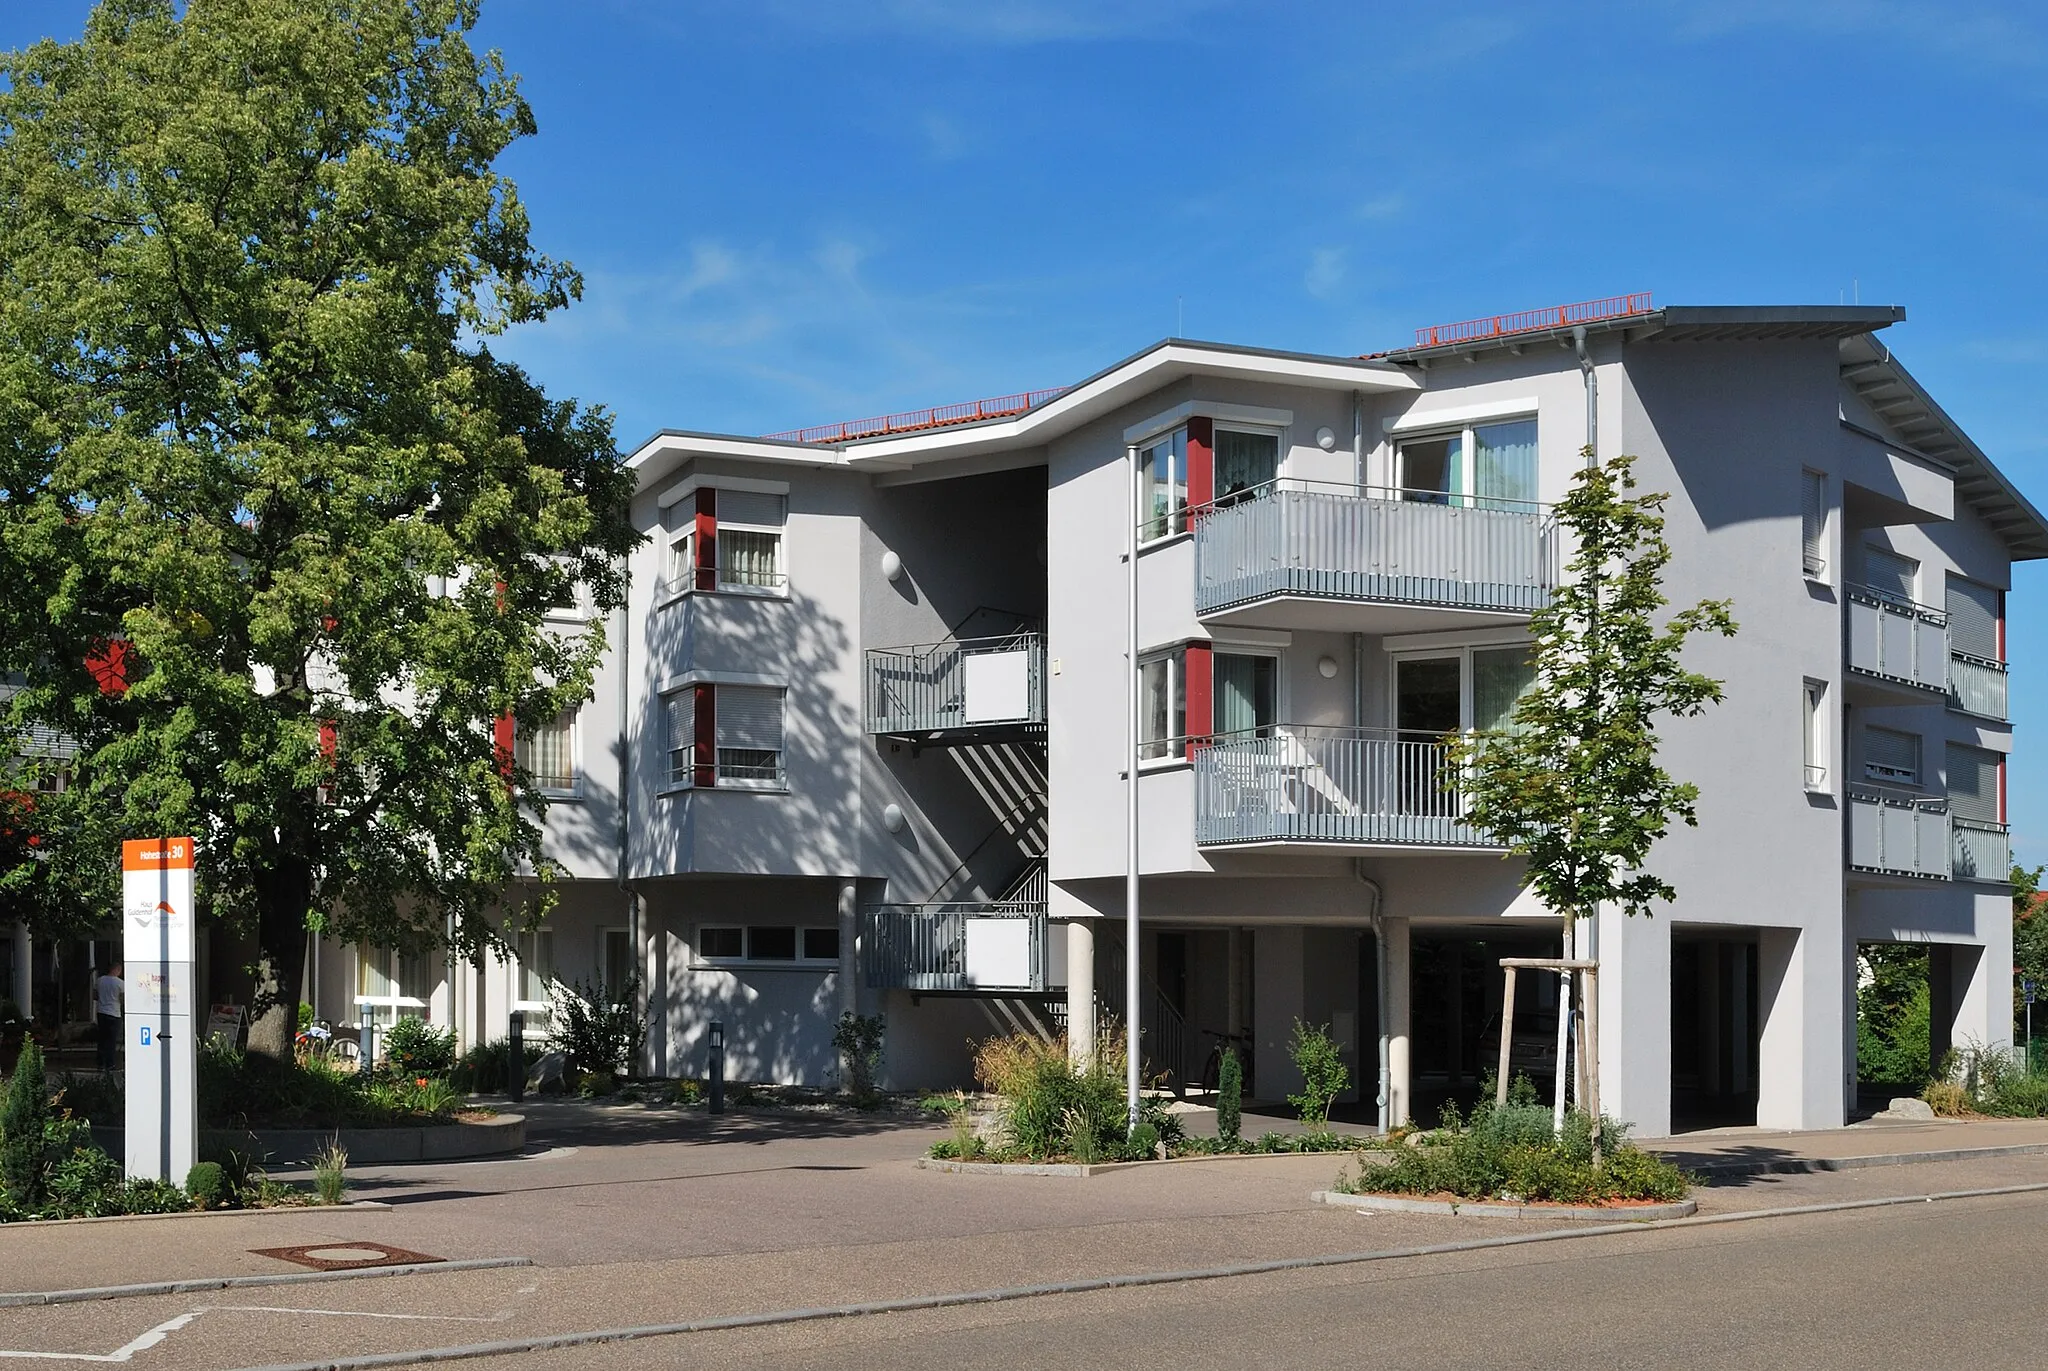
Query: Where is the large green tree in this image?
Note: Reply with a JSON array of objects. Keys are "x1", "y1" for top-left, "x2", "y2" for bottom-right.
[
  {"x1": 0, "y1": 0, "x2": 636, "y2": 1055},
  {"x1": 1448, "y1": 453, "x2": 1738, "y2": 924}
]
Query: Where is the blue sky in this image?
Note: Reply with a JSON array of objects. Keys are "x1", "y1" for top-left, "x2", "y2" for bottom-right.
[{"x1": 9, "y1": 1, "x2": 2048, "y2": 859}]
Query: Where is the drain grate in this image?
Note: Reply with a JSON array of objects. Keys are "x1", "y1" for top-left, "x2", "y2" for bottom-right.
[{"x1": 250, "y1": 1242, "x2": 444, "y2": 1272}]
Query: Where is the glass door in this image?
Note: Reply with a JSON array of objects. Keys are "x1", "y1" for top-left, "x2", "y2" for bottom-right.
[{"x1": 1395, "y1": 656, "x2": 1461, "y2": 816}]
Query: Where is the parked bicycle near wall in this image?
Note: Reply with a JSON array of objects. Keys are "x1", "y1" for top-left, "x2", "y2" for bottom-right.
[{"x1": 1197, "y1": 1027, "x2": 1254, "y2": 1096}]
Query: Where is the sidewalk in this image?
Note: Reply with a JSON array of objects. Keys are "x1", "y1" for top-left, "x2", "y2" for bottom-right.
[{"x1": 1640, "y1": 1115, "x2": 2048, "y2": 1176}]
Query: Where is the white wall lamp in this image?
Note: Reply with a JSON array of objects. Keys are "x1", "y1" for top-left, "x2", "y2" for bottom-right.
[
  {"x1": 1317, "y1": 655, "x2": 1339, "y2": 679},
  {"x1": 880, "y1": 550, "x2": 904, "y2": 583},
  {"x1": 882, "y1": 803, "x2": 906, "y2": 834}
]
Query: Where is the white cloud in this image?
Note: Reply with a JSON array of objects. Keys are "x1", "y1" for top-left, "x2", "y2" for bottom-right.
[
  {"x1": 1354, "y1": 193, "x2": 1407, "y2": 222},
  {"x1": 1304, "y1": 246, "x2": 1347, "y2": 300},
  {"x1": 921, "y1": 111, "x2": 968, "y2": 160}
]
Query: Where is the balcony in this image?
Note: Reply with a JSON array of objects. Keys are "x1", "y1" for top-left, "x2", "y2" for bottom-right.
[
  {"x1": 1192, "y1": 480, "x2": 1558, "y2": 633},
  {"x1": 861, "y1": 866, "x2": 1049, "y2": 992},
  {"x1": 1193, "y1": 725, "x2": 1500, "y2": 849},
  {"x1": 865, "y1": 630, "x2": 1045, "y2": 742},
  {"x1": 1844, "y1": 586, "x2": 1947, "y2": 701},
  {"x1": 1847, "y1": 789, "x2": 1950, "y2": 881},
  {"x1": 1948, "y1": 651, "x2": 2009, "y2": 722},
  {"x1": 1952, "y1": 818, "x2": 2011, "y2": 884}
]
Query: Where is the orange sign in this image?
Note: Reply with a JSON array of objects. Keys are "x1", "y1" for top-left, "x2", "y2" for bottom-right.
[{"x1": 122, "y1": 837, "x2": 196, "y2": 872}]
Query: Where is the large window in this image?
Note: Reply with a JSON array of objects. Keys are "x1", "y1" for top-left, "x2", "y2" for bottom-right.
[
  {"x1": 1861, "y1": 545, "x2": 1919, "y2": 604},
  {"x1": 1213, "y1": 651, "x2": 1276, "y2": 736},
  {"x1": 356, "y1": 946, "x2": 428, "y2": 1029},
  {"x1": 1863, "y1": 727, "x2": 1920, "y2": 787},
  {"x1": 715, "y1": 490, "x2": 786, "y2": 591},
  {"x1": 514, "y1": 928, "x2": 555, "y2": 1009},
  {"x1": 1395, "y1": 644, "x2": 1534, "y2": 737},
  {"x1": 1398, "y1": 418, "x2": 1537, "y2": 509},
  {"x1": 695, "y1": 925, "x2": 841, "y2": 968},
  {"x1": 1138, "y1": 428, "x2": 1188, "y2": 541},
  {"x1": 1947, "y1": 575, "x2": 2002, "y2": 662},
  {"x1": 1139, "y1": 647, "x2": 1186, "y2": 760},
  {"x1": 516, "y1": 707, "x2": 578, "y2": 795},
  {"x1": 1213, "y1": 428, "x2": 1280, "y2": 505},
  {"x1": 1947, "y1": 743, "x2": 2002, "y2": 823},
  {"x1": 716, "y1": 686, "x2": 786, "y2": 786}
]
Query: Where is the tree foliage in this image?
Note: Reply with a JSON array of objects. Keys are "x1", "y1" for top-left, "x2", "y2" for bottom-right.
[
  {"x1": 0, "y1": 0, "x2": 638, "y2": 1053},
  {"x1": 1447, "y1": 453, "x2": 1737, "y2": 921}
]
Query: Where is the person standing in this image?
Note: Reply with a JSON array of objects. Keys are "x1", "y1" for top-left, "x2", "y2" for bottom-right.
[{"x1": 95, "y1": 962, "x2": 123, "y2": 1073}]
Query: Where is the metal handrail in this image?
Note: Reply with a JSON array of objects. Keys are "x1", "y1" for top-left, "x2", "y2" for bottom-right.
[
  {"x1": 1410, "y1": 293, "x2": 1655, "y2": 349},
  {"x1": 762, "y1": 387, "x2": 1067, "y2": 445},
  {"x1": 1194, "y1": 724, "x2": 1497, "y2": 848},
  {"x1": 865, "y1": 631, "x2": 1047, "y2": 735},
  {"x1": 1180, "y1": 477, "x2": 1554, "y2": 525},
  {"x1": 1845, "y1": 582, "x2": 1947, "y2": 625}
]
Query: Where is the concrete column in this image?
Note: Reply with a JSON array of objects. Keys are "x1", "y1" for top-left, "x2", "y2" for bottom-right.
[
  {"x1": 645, "y1": 911, "x2": 669, "y2": 1078},
  {"x1": 1065, "y1": 919, "x2": 1096, "y2": 1066},
  {"x1": 837, "y1": 878, "x2": 860, "y2": 1021},
  {"x1": 1383, "y1": 917, "x2": 1410, "y2": 1127},
  {"x1": 1254, "y1": 925, "x2": 1305, "y2": 1104},
  {"x1": 11, "y1": 924, "x2": 30, "y2": 1019},
  {"x1": 1226, "y1": 927, "x2": 1244, "y2": 1041},
  {"x1": 1932, "y1": 941, "x2": 1997, "y2": 1065},
  {"x1": 1596, "y1": 906, "x2": 1672, "y2": 1137},
  {"x1": 1757, "y1": 926, "x2": 1846, "y2": 1130}
]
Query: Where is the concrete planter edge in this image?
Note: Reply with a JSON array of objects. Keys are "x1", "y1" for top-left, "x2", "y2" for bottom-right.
[
  {"x1": 90, "y1": 1112, "x2": 525, "y2": 1166},
  {"x1": 1311, "y1": 1189, "x2": 1698, "y2": 1222}
]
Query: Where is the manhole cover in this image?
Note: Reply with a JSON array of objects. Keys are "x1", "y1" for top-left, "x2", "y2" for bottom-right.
[{"x1": 251, "y1": 1242, "x2": 444, "y2": 1272}]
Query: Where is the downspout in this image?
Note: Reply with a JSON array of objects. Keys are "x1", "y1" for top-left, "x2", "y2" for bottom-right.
[
  {"x1": 1572, "y1": 325, "x2": 1596, "y2": 466},
  {"x1": 1125, "y1": 445, "x2": 1142, "y2": 1129},
  {"x1": 1355, "y1": 861, "x2": 1388, "y2": 1133},
  {"x1": 612, "y1": 553, "x2": 650, "y2": 1074},
  {"x1": 1351, "y1": 389, "x2": 1365, "y2": 488}
]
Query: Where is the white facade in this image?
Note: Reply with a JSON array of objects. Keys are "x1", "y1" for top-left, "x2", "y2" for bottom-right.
[{"x1": 295, "y1": 303, "x2": 2041, "y2": 1134}]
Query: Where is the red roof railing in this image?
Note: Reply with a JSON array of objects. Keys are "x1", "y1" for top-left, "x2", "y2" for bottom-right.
[
  {"x1": 1411, "y1": 292, "x2": 1655, "y2": 349},
  {"x1": 762, "y1": 387, "x2": 1068, "y2": 445}
]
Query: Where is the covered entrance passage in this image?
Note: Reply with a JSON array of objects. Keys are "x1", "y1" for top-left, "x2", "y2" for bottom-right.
[
  {"x1": 1671, "y1": 931, "x2": 1759, "y2": 1130},
  {"x1": 1408, "y1": 924, "x2": 1564, "y2": 1124}
]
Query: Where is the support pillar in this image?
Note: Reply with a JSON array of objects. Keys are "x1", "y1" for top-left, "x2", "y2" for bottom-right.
[
  {"x1": 1756, "y1": 925, "x2": 1846, "y2": 1130},
  {"x1": 1066, "y1": 919, "x2": 1096, "y2": 1066},
  {"x1": 645, "y1": 909, "x2": 669, "y2": 1079},
  {"x1": 837, "y1": 878, "x2": 860, "y2": 1021},
  {"x1": 11, "y1": 924, "x2": 29, "y2": 1021},
  {"x1": 1383, "y1": 916, "x2": 1410, "y2": 1127},
  {"x1": 1226, "y1": 927, "x2": 1244, "y2": 1042},
  {"x1": 1595, "y1": 905, "x2": 1672, "y2": 1138}
]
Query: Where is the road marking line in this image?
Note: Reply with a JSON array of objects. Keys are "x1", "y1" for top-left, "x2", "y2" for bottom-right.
[
  {"x1": 0, "y1": 1313, "x2": 201, "y2": 1363},
  {"x1": 221, "y1": 1180, "x2": 2048, "y2": 1371},
  {"x1": 0, "y1": 1303, "x2": 513, "y2": 1364}
]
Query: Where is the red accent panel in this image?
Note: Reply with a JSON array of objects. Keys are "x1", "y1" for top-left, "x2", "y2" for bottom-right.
[
  {"x1": 693, "y1": 684, "x2": 717, "y2": 788},
  {"x1": 1183, "y1": 641, "x2": 1213, "y2": 757},
  {"x1": 694, "y1": 487, "x2": 718, "y2": 593},
  {"x1": 1186, "y1": 417, "x2": 1214, "y2": 516},
  {"x1": 494, "y1": 713, "x2": 515, "y2": 779},
  {"x1": 318, "y1": 721, "x2": 338, "y2": 766},
  {"x1": 86, "y1": 639, "x2": 130, "y2": 696}
]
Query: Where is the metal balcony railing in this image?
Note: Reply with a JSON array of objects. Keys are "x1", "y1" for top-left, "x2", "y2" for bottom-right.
[
  {"x1": 1847, "y1": 788, "x2": 1951, "y2": 880},
  {"x1": 861, "y1": 879, "x2": 1048, "y2": 992},
  {"x1": 1193, "y1": 725, "x2": 1499, "y2": 848},
  {"x1": 1192, "y1": 480, "x2": 1558, "y2": 618},
  {"x1": 1952, "y1": 817, "x2": 2011, "y2": 884},
  {"x1": 1948, "y1": 651, "x2": 2009, "y2": 721},
  {"x1": 1845, "y1": 586, "x2": 1947, "y2": 693},
  {"x1": 864, "y1": 631, "x2": 1046, "y2": 737}
]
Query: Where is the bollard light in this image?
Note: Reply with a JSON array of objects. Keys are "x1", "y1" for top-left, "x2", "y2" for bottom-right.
[
  {"x1": 507, "y1": 1009, "x2": 525, "y2": 1103},
  {"x1": 359, "y1": 1004, "x2": 375, "y2": 1071},
  {"x1": 708, "y1": 1019, "x2": 725, "y2": 1115}
]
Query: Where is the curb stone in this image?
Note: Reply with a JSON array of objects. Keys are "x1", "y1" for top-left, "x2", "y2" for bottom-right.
[
  {"x1": 0, "y1": 1200, "x2": 391, "y2": 1231},
  {"x1": 1656, "y1": 1140, "x2": 2048, "y2": 1180},
  {"x1": 915, "y1": 1149, "x2": 1363, "y2": 1178},
  {"x1": 1312, "y1": 1189, "x2": 1698, "y2": 1222}
]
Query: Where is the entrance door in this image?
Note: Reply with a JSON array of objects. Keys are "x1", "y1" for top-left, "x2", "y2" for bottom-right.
[{"x1": 1395, "y1": 656, "x2": 1460, "y2": 814}]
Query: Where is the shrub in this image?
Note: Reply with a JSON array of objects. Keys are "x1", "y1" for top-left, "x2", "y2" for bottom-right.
[
  {"x1": 452, "y1": 1038, "x2": 512, "y2": 1094},
  {"x1": 833, "y1": 1012, "x2": 886, "y2": 1106},
  {"x1": 1923, "y1": 1043, "x2": 2048, "y2": 1118},
  {"x1": 973, "y1": 1027, "x2": 1128, "y2": 1162},
  {"x1": 550, "y1": 976, "x2": 644, "y2": 1077},
  {"x1": 1346, "y1": 1099, "x2": 1688, "y2": 1205},
  {"x1": 119, "y1": 1178, "x2": 193, "y2": 1215},
  {"x1": 185, "y1": 1161, "x2": 227, "y2": 1209},
  {"x1": 46, "y1": 1138, "x2": 125, "y2": 1217},
  {"x1": 1, "y1": 1040, "x2": 53, "y2": 1210},
  {"x1": 575, "y1": 1071, "x2": 617, "y2": 1098},
  {"x1": 1216, "y1": 1046, "x2": 1243, "y2": 1149},
  {"x1": 53, "y1": 1071, "x2": 123, "y2": 1127},
  {"x1": 1124, "y1": 1119, "x2": 1161, "y2": 1162},
  {"x1": 1921, "y1": 1078, "x2": 1970, "y2": 1116},
  {"x1": 312, "y1": 1139, "x2": 348, "y2": 1206},
  {"x1": 666, "y1": 1078, "x2": 705, "y2": 1106},
  {"x1": 383, "y1": 1018, "x2": 456, "y2": 1080},
  {"x1": 298, "y1": 1003, "x2": 314, "y2": 1031},
  {"x1": 1287, "y1": 1020, "x2": 1349, "y2": 1131}
]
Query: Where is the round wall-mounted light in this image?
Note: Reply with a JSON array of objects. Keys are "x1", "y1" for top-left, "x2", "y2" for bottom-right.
[
  {"x1": 1315, "y1": 426, "x2": 1338, "y2": 452},
  {"x1": 882, "y1": 803, "x2": 906, "y2": 833},
  {"x1": 1317, "y1": 655, "x2": 1339, "y2": 679},
  {"x1": 880, "y1": 550, "x2": 904, "y2": 583}
]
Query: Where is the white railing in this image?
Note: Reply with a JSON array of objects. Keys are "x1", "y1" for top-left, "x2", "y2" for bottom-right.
[
  {"x1": 1848, "y1": 788, "x2": 1951, "y2": 880},
  {"x1": 1952, "y1": 818, "x2": 2011, "y2": 884},
  {"x1": 1193, "y1": 725, "x2": 1498, "y2": 847},
  {"x1": 1192, "y1": 480, "x2": 1557, "y2": 617},
  {"x1": 1845, "y1": 586, "x2": 1947, "y2": 693},
  {"x1": 1948, "y1": 652, "x2": 2008, "y2": 721},
  {"x1": 865, "y1": 631, "x2": 1046, "y2": 736},
  {"x1": 860, "y1": 902, "x2": 1047, "y2": 992}
]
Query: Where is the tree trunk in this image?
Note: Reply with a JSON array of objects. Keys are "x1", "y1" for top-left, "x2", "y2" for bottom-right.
[{"x1": 243, "y1": 847, "x2": 314, "y2": 1060}]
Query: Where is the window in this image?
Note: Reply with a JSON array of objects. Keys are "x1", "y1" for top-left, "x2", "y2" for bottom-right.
[
  {"x1": 1946, "y1": 576, "x2": 2002, "y2": 662},
  {"x1": 1863, "y1": 727, "x2": 1919, "y2": 787},
  {"x1": 601, "y1": 928, "x2": 634, "y2": 992},
  {"x1": 1399, "y1": 418, "x2": 1537, "y2": 509},
  {"x1": 516, "y1": 707, "x2": 578, "y2": 794},
  {"x1": 666, "y1": 529, "x2": 695, "y2": 590},
  {"x1": 1801, "y1": 469, "x2": 1828, "y2": 578},
  {"x1": 1213, "y1": 651, "x2": 1277, "y2": 736},
  {"x1": 1213, "y1": 428, "x2": 1280, "y2": 506},
  {"x1": 715, "y1": 490, "x2": 786, "y2": 591},
  {"x1": 355, "y1": 946, "x2": 428, "y2": 1029},
  {"x1": 665, "y1": 692, "x2": 696, "y2": 786},
  {"x1": 1862, "y1": 545, "x2": 1919, "y2": 605},
  {"x1": 1946, "y1": 743, "x2": 2002, "y2": 823},
  {"x1": 695, "y1": 924, "x2": 839, "y2": 967},
  {"x1": 1394, "y1": 644, "x2": 1535, "y2": 736},
  {"x1": 1471, "y1": 647, "x2": 1536, "y2": 733},
  {"x1": 1139, "y1": 647, "x2": 1186, "y2": 760},
  {"x1": 1138, "y1": 428, "x2": 1189, "y2": 541},
  {"x1": 543, "y1": 557, "x2": 592, "y2": 621},
  {"x1": 716, "y1": 686, "x2": 786, "y2": 786},
  {"x1": 1803, "y1": 679, "x2": 1828, "y2": 791},
  {"x1": 514, "y1": 928, "x2": 555, "y2": 1007},
  {"x1": 32, "y1": 765, "x2": 71, "y2": 795}
]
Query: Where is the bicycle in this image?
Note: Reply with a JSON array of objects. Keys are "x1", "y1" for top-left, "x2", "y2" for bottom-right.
[{"x1": 1196, "y1": 1027, "x2": 1254, "y2": 1097}]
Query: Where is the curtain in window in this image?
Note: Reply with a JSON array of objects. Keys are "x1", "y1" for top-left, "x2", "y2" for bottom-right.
[
  {"x1": 1471, "y1": 647, "x2": 1536, "y2": 732},
  {"x1": 668, "y1": 531, "x2": 695, "y2": 587},
  {"x1": 719, "y1": 529, "x2": 781, "y2": 587},
  {"x1": 517, "y1": 709, "x2": 576, "y2": 791},
  {"x1": 1473, "y1": 420, "x2": 1537, "y2": 508},
  {"x1": 1946, "y1": 744, "x2": 2000, "y2": 822},
  {"x1": 1214, "y1": 431, "x2": 1279, "y2": 502},
  {"x1": 716, "y1": 685, "x2": 785, "y2": 781},
  {"x1": 358, "y1": 951, "x2": 394, "y2": 1000},
  {"x1": 1213, "y1": 654, "x2": 1275, "y2": 735},
  {"x1": 1139, "y1": 430, "x2": 1186, "y2": 538},
  {"x1": 1946, "y1": 576, "x2": 2001, "y2": 660},
  {"x1": 1139, "y1": 652, "x2": 1182, "y2": 758},
  {"x1": 518, "y1": 930, "x2": 554, "y2": 1004},
  {"x1": 666, "y1": 694, "x2": 693, "y2": 783}
]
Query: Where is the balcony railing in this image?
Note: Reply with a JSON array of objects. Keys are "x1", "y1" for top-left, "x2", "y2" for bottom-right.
[
  {"x1": 1848, "y1": 788, "x2": 1951, "y2": 880},
  {"x1": 1192, "y1": 480, "x2": 1558, "y2": 618},
  {"x1": 1845, "y1": 586, "x2": 1947, "y2": 693},
  {"x1": 1948, "y1": 651, "x2": 2009, "y2": 721},
  {"x1": 1193, "y1": 725, "x2": 1499, "y2": 848},
  {"x1": 1952, "y1": 817, "x2": 2011, "y2": 884},
  {"x1": 861, "y1": 901, "x2": 1047, "y2": 992},
  {"x1": 865, "y1": 631, "x2": 1046, "y2": 737}
]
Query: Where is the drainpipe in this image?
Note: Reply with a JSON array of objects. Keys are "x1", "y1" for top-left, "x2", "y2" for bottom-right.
[
  {"x1": 1356, "y1": 861, "x2": 1388, "y2": 1133},
  {"x1": 612, "y1": 553, "x2": 655, "y2": 1076},
  {"x1": 1572, "y1": 325, "x2": 1597, "y2": 466},
  {"x1": 1351, "y1": 390, "x2": 1365, "y2": 488},
  {"x1": 1125, "y1": 444, "x2": 1142, "y2": 1130}
]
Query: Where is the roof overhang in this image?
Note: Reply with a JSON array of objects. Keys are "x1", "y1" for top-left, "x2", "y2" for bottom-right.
[
  {"x1": 1838, "y1": 334, "x2": 2048, "y2": 561},
  {"x1": 621, "y1": 340, "x2": 1418, "y2": 490},
  {"x1": 1380, "y1": 304, "x2": 1907, "y2": 366}
]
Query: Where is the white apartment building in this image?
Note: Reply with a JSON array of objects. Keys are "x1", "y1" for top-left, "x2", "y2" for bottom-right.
[{"x1": 274, "y1": 295, "x2": 2039, "y2": 1135}]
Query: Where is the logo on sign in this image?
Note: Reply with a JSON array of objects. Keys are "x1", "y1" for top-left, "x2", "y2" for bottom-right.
[{"x1": 139, "y1": 1025, "x2": 152, "y2": 1046}]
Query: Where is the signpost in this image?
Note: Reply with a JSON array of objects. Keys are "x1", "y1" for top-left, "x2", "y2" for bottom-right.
[
  {"x1": 122, "y1": 837, "x2": 197, "y2": 1184},
  {"x1": 2026, "y1": 980, "x2": 2038, "y2": 1070}
]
